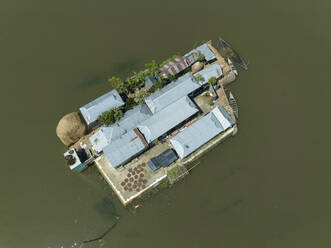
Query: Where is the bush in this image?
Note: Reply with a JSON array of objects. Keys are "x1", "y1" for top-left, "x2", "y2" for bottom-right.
[
  {"x1": 108, "y1": 76, "x2": 127, "y2": 94},
  {"x1": 98, "y1": 107, "x2": 123, "y2": 126},
  {"x1": 208, "y1": 76, "x2": 217, "y2": 85},
  {"x1": 198, "y1": 54, "x2": 205, "y2": 62},
  {"x1": 194, "y1": 74, "x2": 202, "y2": 82},
  {"x1": 208, "y1": 99, "x2": 214, "y2": 105}
]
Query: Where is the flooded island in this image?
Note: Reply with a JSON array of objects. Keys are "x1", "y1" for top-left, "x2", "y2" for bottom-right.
[{"x1": 56, "y1": 38, "x2": 247, "y2": 206}]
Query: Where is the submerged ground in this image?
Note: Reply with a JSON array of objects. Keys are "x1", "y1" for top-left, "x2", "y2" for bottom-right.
[{"x1": 0, "y1": 0, "x2": 330, "y2": 247}]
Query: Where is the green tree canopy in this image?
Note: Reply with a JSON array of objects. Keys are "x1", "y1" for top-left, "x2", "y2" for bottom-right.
[
  {"x1": 98, "y1": 107, "x2": 123, "y2": 126},
  {"x1": 108, "y1": 76, "x2": 127, "y2": 94}
]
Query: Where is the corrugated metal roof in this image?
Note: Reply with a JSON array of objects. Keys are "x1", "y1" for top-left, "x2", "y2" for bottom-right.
[
  {"x1": 89, "y1": 104, "x2": 152, "y2": 152},
  {"x1": 144, "y1": 73, "x2": 201, "y2": 114},
  {"x1": 144, "y1": 75, "x2": 155, "y2": 90},
  {"x1": 138, "y1": 96, "x2": 199, "y2": 143},
  {"x1": 159, "y1": 56, "x2": 188, "y2": 78},
  {"x1": 170, "y1": 106, "x2": 235, "y2": 159},
  {"x1": 183, "y1": 49, "x2": 200, "y2": 66},
  {"x1": 79, "y1": 89, "x2": 124, "y2": 126},
  {"x1": 196, "y1": 44, "x2": 216, "y2": 62},
  {"x1": 193, "y1": 64, "x2": 223, "y2": 85},
  {"x1": 103, "y1": 129, "x2": 146, "y2": 168}
]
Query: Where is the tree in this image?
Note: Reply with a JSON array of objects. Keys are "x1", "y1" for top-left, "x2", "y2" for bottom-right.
[
  {"x1": 135, "y1": 90, "x2": 149, "y2": 104},
  {"x1": 98, "y1": 107, "x2": 123, "y2": 126},
  {"x1": 108, "y1": 76, "x2": 127, "y2": 94},
  {"x1": 208, "y1": 76, "x2": 217, "y2": 85},
  {"x1": 167, "y1": 73, "x2": 176, "y2": 82},
  {"x1": 145, "y1": 60, "x2": 159, "y2": 75},
  {"x1": 124, "y1": 97, "x2": 137, "y2": 111}
]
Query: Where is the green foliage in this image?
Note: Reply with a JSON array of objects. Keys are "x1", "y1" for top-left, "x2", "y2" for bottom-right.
[
  {"x1": 208, "y1": 99, "x2": 214, "y2": 105},
  {"x1": 167, "y1": 165, "x2": 180, "y2": 178},
  {"x1": 198, "y1": 54, "x2": 205, "y2": 62},
  {"x1": 98, "y1": 107, "x2": 123, "y2": 126},
  {"x1": 124, "y1": 97, "x2": 137, "y2": 111},
  {"x1": 145, "y1": 60, "x2": 159, "y2": 75},
  {"x1": 135, "y1": 90, "x2": 149, "y2": 104},
  {"x1": 167, "y1": 73, "x2": 176, "y2": 82},
  {"x1": 108, "y1": 76, "x2": 127, "y2": 94},
  {"x1": 148, "y1": 80, "x2": 164, "y2": 93},
  {"x1": 194, "y1": 74, "x2": 202, "y2": 82},
  {"x1": 160, "y1": 55, "x2": 179, "y2": 67},
  {"x1": 208, "y1": 76, "x2": 217, "y2": 85},
  {"x1": 152, "y1": 139, "x2": 159, "y2": 145}
]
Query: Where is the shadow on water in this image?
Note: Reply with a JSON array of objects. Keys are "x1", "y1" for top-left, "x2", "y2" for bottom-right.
[
  {"x1": 73, "y1": 58, "x2": 144, "y2": 90},
  {"x1": 94, "y1": 197, "x2": 118, "y2": 221}
]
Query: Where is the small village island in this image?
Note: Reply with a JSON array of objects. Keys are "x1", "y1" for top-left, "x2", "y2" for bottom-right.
[{"x1": 56, "y1": 39, "x2": 246, "y2": 206}]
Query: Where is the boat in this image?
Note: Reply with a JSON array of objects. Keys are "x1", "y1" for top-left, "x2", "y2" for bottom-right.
[
  {"x1": 218, "y1": 37, "x2": 248, "y2": 70},
  {"x1": 229, "y1": 92, "x2": 239, "y2": 118},
  {"x1": 227, "y1": 58, "x2": 238, "y2": 76}
]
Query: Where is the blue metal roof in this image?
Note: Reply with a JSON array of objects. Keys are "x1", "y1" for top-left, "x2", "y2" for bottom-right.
[
  {"x1": 170, "y1": 106, "x2": 235, "y2": 159},
  {"x1": 193, "y1": 64, "x2": 223, "y2": 85},
  {"x1": 89, "y1": 104, "x2": 152, "y2": 152},
  {"x1": 196, "y1": 43, "x2": 216, "y2": 62},
  {"x1": 103, "y1": 129, "x2": 147, "y2": 168},
  {"x1": 138, "y1": 96, "x2": 199, "y2": 143},
  {"x1": 144, "y1": 73, "x2": 200, "y2": 114},
  {"x1": 79, "y1": 89, "x2": 124, "y2": 126}
]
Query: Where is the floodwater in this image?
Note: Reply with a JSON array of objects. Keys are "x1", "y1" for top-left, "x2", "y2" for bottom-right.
[{"x1": 1, "y1": 0, "x2": 330, "y2": 247}]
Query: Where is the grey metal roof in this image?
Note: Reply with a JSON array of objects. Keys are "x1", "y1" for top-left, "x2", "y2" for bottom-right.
[
  {"x1": 138, "y1": 96, "x2": 199, "y2": 143},
  {"x1": 79, "y1": 89, "x2": 124, "y2": 126},
  {"x1": 103, "y1": 129, "x2": 146, "y2": 168},
  {"x1": 89, "y1": 104, "x2": 152, "y2": 152},
  {"x1": 196, "y1": 43, "x2": 216, "y2": 62},
  {"x1": 170, "y1": 106, "x2": 235, "y2": 159},
  {"x1": 193, "y1": 64, "x2": 223, "y2": 85},
  {"x1": 144, "y1": 75, "x2": 155, "y2": 90},
  {"x1": 144, "y1": 73, "x2": 201, "y2": 114}
]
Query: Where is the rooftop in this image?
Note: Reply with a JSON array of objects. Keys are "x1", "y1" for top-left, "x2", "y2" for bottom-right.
[
  {"x1": 193, "y1": 63, "x2": 223, "y2": 85},
  {"x1": 196, "y1": 43, "x2": 216, "y2": 62},
  {"x1": 89, "y1": 104, "x2": 152, "y2": 152},
  {"x1": 138, "y1": 96, "x2": 199, "y2": 143},
  {"x1": 170, "y1": 106, "x2": 235, "y2": 159},
  {"x1": 144, "y1": 73, "x2": 201, "y2": 114},
  {"x1": 79, "y1": 89, "x2": 124, "y2": 126},
  {"x1": 103, "y1": 129, "x2": 148, "y2": 168}
]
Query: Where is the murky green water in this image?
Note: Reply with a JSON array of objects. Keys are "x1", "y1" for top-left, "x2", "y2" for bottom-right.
[{"x1": 1, "y1": 0, "x2": 330, "y2": 247}]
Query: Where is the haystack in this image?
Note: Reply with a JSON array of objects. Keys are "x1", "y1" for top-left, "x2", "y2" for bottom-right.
[
  {"x1": 56, "y1": 112, "x2": 88, "y2": 146},
  {"x1": 191, "y1": 61, "x2": 204, "y2": 73}
]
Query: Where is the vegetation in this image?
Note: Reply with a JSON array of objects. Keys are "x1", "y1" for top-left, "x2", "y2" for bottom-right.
[
  {"x1": 145, "y1": 60, "x2": 160, "y2": 76},
  {"x1": 167, "y1": 73, "x2": 177, "y2": 82},
  {"x1": 159, "y1": 55, "x2": 179, "y2": 67},
  {"x1": 194, "y1": 74, "x2": 203, "y2": 82},
  {"x1": 135, "y1": 90, "x2": 149, "y2": 104},
  {"x1": 167, "y1": 164, "x2": 180, "y2": 178},
  {"x1": 208, "y1": 99, "x2": 214, "y2": 105},
  {"x1": 198, "y1": 54, "x2": 205, "y2": 62},
  {"x1": 208, "y1": 76, "x2": 217, "y2": 85},
  {"x1": 152, "y1": 139, "x2": 159, "y2": 145},
  {"x1": 124, "y1": 97, "x2": 138, "y2": 111},
  {"x1": 148, "y1": 80, "x2": 164, "y2": 93},
  {"x1": 98, "y1": 107, "x2": 123, "y2": 126},
  {"x1": 108, "y1": 76, "x2": 127, "y2": 94}
]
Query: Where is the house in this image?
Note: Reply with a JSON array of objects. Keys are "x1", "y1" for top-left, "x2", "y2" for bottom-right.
[
  {"x1": 193, "y1": 63, "x2": 223, "y2": 85},
  {"x1": 144, "y1": 75, "x2": 156, "y2": 90},
  {"x1": 159, "y1": 56, "x2": 188, "y2": 78},
  {"x1": 89, "y1": 103, "x2": 152, "y2": 153},
  {"x1": 144, "y1": 73, "x2": 200, "y2": 114},
  {"x1": 147, "y1": 149, "x2": 178, "y2": 171},
  {"x1": 103, "y1": 128, "x2": 148, "y2": 168},
  {"x1": 196, "y1": 43, "x2": 216, "y2": 62},
  {"x1": 79, "y1": 89, "x2": 124, "y2": 128},
  {"x1": 183, "y1": 49, "x2": 200, "y2": 66},
  {"x1": 138, "y1": 96, "x2": 199, "y2": 143},
  {"x1": 170, "y1": 106, "x2": 235, "y2": 159}
]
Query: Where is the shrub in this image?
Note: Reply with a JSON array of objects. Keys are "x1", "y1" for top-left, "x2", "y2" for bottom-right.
[
  {"x1": 194, "y1": 74, "x2": 202, "y2": 82},
  {"x1": 208, "y1": 99, "x2": 214, "y2": 105},
  {"x1": 124, "y1": 97, "x2": 137, "y2": 111},
  {"x1": 208, "y1": 76, "x2": 217, "y2": 85},
  {"x1": 108, "y1": 76, "x2": 127, "y2": 94},
  {"x1": 98, "y1": 107, "x2": 123, "y2": 126},
  {"x1": 198, "y1": 54, "x2": 205, "y2": 62}
]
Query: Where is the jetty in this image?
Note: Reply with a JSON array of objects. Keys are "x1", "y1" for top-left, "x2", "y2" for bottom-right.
[{"x1": 56, "y1": 38, "x2": 246, "y2": 206}]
